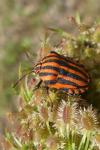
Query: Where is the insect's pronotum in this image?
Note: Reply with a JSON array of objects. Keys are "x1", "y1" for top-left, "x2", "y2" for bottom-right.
[{"x1": 14, "y1": 51, "x2": 90, "y2": 95}]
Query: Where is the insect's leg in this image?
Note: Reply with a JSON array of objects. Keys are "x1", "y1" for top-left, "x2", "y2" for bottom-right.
[
  {"x1": 45, "y1": 86, "x2": 49, "y2": 95},
  {"x1": 36, "y1": 80, "x2": 43, "y2": 88},
  {"x1": 44, "y1": 86, "x2": 53, "y2": 108},
  {"x1": 68, "y1": 89, "x2": 74, "y2": 96},
  {"x1": 33, "y1": 80, "x2": 42, "y2": 91}
]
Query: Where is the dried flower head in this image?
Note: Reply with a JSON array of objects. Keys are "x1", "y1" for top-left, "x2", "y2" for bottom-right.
[
  {"x1": 39, "y1": 105, "x2": 49, "y2": 122},
  {"x1": 0, "y1": 135, "x2": 12, "y2": 150},
  {"x1": 79, "y1": 106, "x2": 98, "y2": 132},
  {"x1": 94, "y1": 133, "x2": 100, "y2": 149},
  {"x1": 55, "y1": 100, "x2": 78, "y2": 136},
  {"x1": 37, "y1": 144, "x2": 43, "y2": 150},
  {"x1": 46, "y1": 136, "x2": 59, "y2": 150}
]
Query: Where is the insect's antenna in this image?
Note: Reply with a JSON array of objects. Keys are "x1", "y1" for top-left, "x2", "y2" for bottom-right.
[
  {"x1": 13, "y1": 63, "x2": 40, "y2": 88},
  {"x1": 13, "y1": 70, "x2": 35, "y2": 88}
]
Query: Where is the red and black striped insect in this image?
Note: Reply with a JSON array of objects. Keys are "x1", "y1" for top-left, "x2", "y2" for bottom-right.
[{"x1": 14, "y1": 51, "x2": 90, "y2": 95}]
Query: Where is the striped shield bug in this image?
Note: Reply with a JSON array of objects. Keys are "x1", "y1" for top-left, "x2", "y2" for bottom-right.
[{"x1": 14, "y1": 51, "x2": 90, "y2": 95}]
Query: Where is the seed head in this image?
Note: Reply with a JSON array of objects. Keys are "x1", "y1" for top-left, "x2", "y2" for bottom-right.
[
  {"x1": 94, "y1": 133, "x2": 100, "y2": 149},
  {"x1": 46, "y1": 136, "x2": 59, "y2": 150},
  {"x1": 39, "y1": 105, "x2": 49, "y2": 122},
  {"x1": 79, "y1": 106, "x2": 98, "y2": 133},
  {"x1": 54, "y1": 100, "x2": 78, "y2": 136}
]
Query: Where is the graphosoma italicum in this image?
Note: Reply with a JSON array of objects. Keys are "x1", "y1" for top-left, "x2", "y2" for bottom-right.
[{"x1": 34, "y1": 51, "x2": 90, "y2": 95}]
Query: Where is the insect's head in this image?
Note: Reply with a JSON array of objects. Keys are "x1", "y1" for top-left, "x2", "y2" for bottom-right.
[
  {"x1": 13, "y1": 62, "x2": 42, "y2": 88},
  {"x1": 33, "y1": 61, "x2": 42, "y2": 74}
]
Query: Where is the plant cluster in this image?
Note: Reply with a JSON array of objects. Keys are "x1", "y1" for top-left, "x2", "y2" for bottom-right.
[{"x1": 0, "y1": 19, "x2": 100, "y2": 150}]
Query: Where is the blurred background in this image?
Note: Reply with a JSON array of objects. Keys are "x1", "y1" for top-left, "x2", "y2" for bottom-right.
[{"x1": 0, "y1": 0, "x2": 100, "y2": 130}]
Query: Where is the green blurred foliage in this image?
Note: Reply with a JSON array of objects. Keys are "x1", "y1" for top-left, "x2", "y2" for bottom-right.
[{"x1": 0, "y1": 0, "x2": 100, "y2": 116}]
